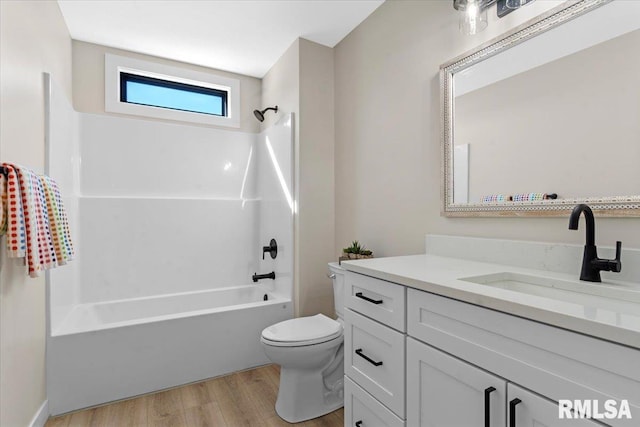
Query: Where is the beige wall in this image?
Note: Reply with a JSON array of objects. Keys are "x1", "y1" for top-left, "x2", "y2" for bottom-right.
[
  {"x1": 0, "y1": 1, "x2": 72, "y2": 426},
  {"x1": 298, "y1": 39, "x2": 335, "y2": 317},
  {"x1": 72, "y1": 41, "x2": 262, "y2": 133},
  {"x1": 334, "y1": 0, "x2": 640, "y2": 258},
  {"x1": 261, "y1": 40, "x2": 300, "y2": 132},
  {"x1": 262, "y1": 39, "x2": 335, "y2": 318}
]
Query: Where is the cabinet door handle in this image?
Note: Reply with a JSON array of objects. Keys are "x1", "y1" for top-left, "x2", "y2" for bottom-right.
[
  {"x1": 509, "y1": 398, "x2": 522, "y2": 427},
  {"x1": 355, "y1": 292, "x2": 383, "y2": 304},
  {"x1": 355, "y1": 348, "x2": 383, "y2": 366},
  {"x1": 355, "y1": 422, "x2": 363, "y2": 427},
  {"x1": 484, "y1": 386, "x2": 496, "y2": 427}
]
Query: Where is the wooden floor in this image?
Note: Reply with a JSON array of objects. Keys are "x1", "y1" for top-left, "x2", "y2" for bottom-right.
[{"x1": 46, "y1": 365, "x2": 344, "y2": 427}]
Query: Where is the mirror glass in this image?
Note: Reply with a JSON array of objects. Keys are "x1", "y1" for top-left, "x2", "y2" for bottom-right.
[{"x1": 442, "y1": 0, "x2": 640, "y2": 216}]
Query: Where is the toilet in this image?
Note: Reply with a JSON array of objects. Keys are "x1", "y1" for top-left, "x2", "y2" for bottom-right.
[{"x1": 260, "y1": 262, "x2": 345, "y2": 423}]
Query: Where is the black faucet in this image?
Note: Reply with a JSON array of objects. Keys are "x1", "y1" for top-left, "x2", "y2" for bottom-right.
[
  {"x1": 568, "y1": 204, "x2": 622, "y2": 282},
  {"x1": 253, "y1": 271, "x2": 276, "y2": 282}
]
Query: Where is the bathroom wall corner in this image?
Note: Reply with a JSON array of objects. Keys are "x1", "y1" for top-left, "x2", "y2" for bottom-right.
[{"x1": 262, "y1": 38, "x2": 336, "y2": 318}]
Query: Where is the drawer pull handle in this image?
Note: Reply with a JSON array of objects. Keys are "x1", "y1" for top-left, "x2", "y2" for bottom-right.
[
  {"x1": 484, "y1": 386, "x2": 496, "y2": 427},
  {"x1": 355, "y1": 292, "x2": 383, "y2": 305},
  {"x1": 355, "y1": 348, "x2": 383, "y2": 366},
  {"x1": 509, "y1": 398, "x2": 522, "y2": 427},
  {"x1": 355, "y1": 422, "x2": 363, "y2": 427}
]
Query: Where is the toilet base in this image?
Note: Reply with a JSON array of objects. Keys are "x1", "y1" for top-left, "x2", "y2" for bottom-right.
[{"x1": 275, "y1": 367, "x2": 344, "y2": 423}]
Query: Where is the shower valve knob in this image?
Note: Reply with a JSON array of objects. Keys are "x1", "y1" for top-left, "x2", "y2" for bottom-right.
[{"x1": 262, "y1": 239, "x2": 278, "y2": 260}]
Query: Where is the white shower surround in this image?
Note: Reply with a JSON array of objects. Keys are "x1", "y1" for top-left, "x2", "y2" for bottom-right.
[
  {"x1": 46, "y1": 76, "x2": 295, "y2": 414},
  {"x1": 49, "y1": 110, "x2": 295, "y2": 309},
  {"x1": 76, "y1": 113, "x2": 262, "y2": 303}
]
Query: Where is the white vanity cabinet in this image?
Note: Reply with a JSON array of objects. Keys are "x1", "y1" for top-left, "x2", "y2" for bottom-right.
[
  {"x1": 406, "y1": 337, "x2": 507, "y2": 427},
  {"x1": 343, "y1": 270, "x2": 639, "y2": 427}
]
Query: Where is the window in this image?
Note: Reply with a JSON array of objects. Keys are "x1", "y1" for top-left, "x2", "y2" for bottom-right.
[
  {"x1": 120, "y1": 73, "x2": 227, "y2": 117},
  {"x1": 105, "y1": 54, "x2": 240, "y2": 127}
]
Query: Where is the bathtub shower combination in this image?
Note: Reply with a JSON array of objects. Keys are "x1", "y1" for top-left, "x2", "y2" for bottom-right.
[{"x1": 44, "y1": 76, "x2": 294, "y2": 414}]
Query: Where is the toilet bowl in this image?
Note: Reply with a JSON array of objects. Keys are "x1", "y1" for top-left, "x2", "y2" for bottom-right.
[{"x1": 260, "y1": 263, "x2": 345, "y2": 423}]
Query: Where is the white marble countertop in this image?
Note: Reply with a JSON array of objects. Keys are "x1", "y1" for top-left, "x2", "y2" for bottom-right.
[{"x1": 342, "y1": 254, "x2": 640, "y2": 349}]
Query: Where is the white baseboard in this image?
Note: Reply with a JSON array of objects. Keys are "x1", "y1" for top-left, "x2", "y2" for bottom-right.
[{"x1": 29, "y1": 400, "x2": 49, "y2": 427}]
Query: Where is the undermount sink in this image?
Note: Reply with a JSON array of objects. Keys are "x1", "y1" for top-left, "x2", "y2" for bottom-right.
[{"x1": 459, "y1": 272, "x2": 640, "y2": 316}]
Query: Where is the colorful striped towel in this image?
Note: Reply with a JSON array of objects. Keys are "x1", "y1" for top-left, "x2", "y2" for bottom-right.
[
  {"x1": 40, "y1": 175, "x2": 74, "y2": 265},
  {"x1": 1, "y1": 163, "x2": 74, "y2": 277}
]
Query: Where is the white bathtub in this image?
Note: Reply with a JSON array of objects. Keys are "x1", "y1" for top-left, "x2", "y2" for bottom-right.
[{"x1": 47, "y1": 285, "x2": 292, "y2": 415}]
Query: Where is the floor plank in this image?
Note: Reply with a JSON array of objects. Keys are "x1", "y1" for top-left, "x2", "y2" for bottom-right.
[
  {"x1": 206, "y1": 375, "x2": 258, "y2": 426},
  {"x1": 104, "y1": 396, "x2": 149, "y2": 426},
  {"x1": 224, "y1": 371, "x2": 267, "y2": 426},
  {"x1": 179, "y1": 381, "x2": 215, "y2": 410},
  {"x1": 66, "y1": 408, "x2": 98, "y2": 427},
  {"x1": 238, "y1": 366, "x2": 278, "y2": 415},
  {"x1": 148, "y1": 388, "x2": 183, "y2": 422},
  {"x1": 183, "y1": 402, "x2": 227, "y2": 427},
  {"x1": 333, "y1": 408, "x2": 344, "y2": 424},
  {"x1": 45, "y1": 413, "x2": 71, "y2": 427},
  {"x1": 147, "y1": 410, "x2": 186, "y2": 427},
  {"x1": 45, "y1": 365, "x2": 342, "y2": 427}
]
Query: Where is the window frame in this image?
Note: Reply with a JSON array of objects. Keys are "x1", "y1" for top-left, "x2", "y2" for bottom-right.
[{"x1": 105, "y1": 54, "x2": 240, "y2": 128}]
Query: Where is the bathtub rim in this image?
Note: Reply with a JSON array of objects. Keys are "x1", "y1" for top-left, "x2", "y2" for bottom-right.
[{"x1": 51, "y1": 284, "x2": 290, "y2": 337}]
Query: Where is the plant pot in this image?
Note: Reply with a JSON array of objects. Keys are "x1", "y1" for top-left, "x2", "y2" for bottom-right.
[{"x1": 342, "y1": 252, "x2": 373, "y2": 260}]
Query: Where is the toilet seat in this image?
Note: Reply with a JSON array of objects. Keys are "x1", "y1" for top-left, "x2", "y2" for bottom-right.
[{"x1": 261, "y1": 314, "x2": 343, "y2": 347}]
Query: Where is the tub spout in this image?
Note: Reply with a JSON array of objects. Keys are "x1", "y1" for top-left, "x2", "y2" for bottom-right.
[{"x1": 253, "y1": 271, "x2": 276, "y2": 282}]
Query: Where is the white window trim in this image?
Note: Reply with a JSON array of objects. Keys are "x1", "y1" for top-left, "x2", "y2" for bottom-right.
[{"x1": 105, "y1": 53, "x2": 240, "y2": 128}]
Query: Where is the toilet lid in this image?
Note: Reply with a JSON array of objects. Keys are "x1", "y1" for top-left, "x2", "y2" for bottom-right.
[{"x1": 261, "y1": 314, "x2": 342, "y2": 345}]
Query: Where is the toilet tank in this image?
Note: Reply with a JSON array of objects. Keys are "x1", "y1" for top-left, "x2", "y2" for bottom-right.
[{"x1": 328, "y1": 262, "x2": 346, "y2": 321}]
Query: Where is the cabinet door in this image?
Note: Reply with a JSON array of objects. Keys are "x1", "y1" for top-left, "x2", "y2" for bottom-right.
[
  {"x1": 345, "y1": 376, "x2": 405, "y2": 427},
  {"x1": 507, "y1": 384, "x2": 602, "y2": 427},
  {"x1": 407, "y1": 338, "x2": 506, "y2": 427}
]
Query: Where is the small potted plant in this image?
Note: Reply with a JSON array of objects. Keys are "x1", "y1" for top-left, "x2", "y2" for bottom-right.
[{"x1": 340, "y1": 240, "x2": 374, "y2": 263}]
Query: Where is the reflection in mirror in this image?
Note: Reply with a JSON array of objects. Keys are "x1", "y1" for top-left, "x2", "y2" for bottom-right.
[{"x1": 442, "y1": 0, "x2": 640, "y2": 216}]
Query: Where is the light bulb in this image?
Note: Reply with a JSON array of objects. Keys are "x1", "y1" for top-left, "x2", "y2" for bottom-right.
[{"x1": 459, "y1": 0, "x2": 487, "y2": 35}]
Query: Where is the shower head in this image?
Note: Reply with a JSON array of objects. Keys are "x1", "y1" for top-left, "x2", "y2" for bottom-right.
[{"x1": 253, "y1": 106, "x2": 278, "y2": 122}]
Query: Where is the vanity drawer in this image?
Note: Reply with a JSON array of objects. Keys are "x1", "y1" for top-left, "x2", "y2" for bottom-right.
[
  {"x1": 345, "y1": 271, "x2": 406, "y2": 332},
  {"x1": 345, "y1": 308, "x2": 405, "y2": 418},
  {"x1": 345, "y1": 376, "x2": 405, "y2": 427}
]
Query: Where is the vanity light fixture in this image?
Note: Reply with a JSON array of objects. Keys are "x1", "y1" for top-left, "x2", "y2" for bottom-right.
[
  {"x1": 454, "y1": 0, "x2": 536, "y2": 34},
  {"x1": 453, "y1": 0, "x2": 496, "y2": 35},
  {"x1": 505, "y1": 0, "x2": 536, "y2": 10},
  {"x1": 498, "y1": 0, "x2": 536, "y2": 17}
]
